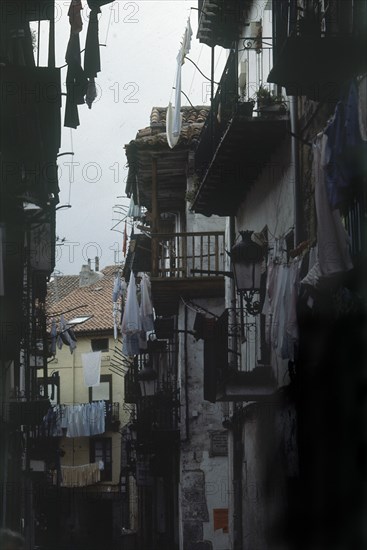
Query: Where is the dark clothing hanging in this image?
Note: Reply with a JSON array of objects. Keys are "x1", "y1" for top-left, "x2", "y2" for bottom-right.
[
  {"x1": 84, "y1": 0, "x2": 114, "y2": 78},
  {"x1": 64, "y1": 32, "x2": 88, "y2": 129},
  {"x1": 324, "y1": 80, "x2": 363, "y2": 210},
  {"x1": 84, "y1": 5, "x2": 101, "y2": 79}
]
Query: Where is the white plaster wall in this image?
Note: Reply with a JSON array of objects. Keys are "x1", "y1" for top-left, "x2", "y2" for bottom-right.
[
  {"x1": 238, "y1": 0, "x2": 276, "y2": 100},
  {"x1": 235, "y1": 139, "x2": 294, "y2": 386},
  {"x1": 178, "y1": 298, "x2": 229, "y2": 550}
]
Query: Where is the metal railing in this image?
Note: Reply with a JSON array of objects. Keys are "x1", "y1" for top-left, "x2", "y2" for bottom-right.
[
  {"x1": 214, "y1": 308, "x2": 262, "y2": 373},
  {"x1": 151, "y1": 231, "x2": 225, "y2": 278},
  {"x1": 136, "y1": 389, "x2": 180, "y2": 437}
]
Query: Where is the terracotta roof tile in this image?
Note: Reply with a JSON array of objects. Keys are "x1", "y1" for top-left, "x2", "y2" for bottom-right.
[
  {"x1": 127, "y1": 105, "x2": 210, "y2": 147},
  {"x1": 47, "y1": 275, "x2": 80, "y2": 306},
  {"x1": 47, "y1": 266, "x2": 120, "y2": 334}
]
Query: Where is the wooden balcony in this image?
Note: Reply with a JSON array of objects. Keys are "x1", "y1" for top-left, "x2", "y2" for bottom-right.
[
  {"x1": 150, "y1": 231, "x2": 225, "y2": 315},
  {"x1": 192, "y1": 51, "x2": 288, "y2": 217},
  {"x1": 204, "y1": 308, "x2": 277, "y2": 403},
  {"x1": 268, "y1": 0, "x2": 367, "y2": 99},
  {"x1": 136, "y1": 389, "x2": 180, "y2": 444},
  {"x1": 197, "y1": 0, "x2": 240, "y2": 48}
]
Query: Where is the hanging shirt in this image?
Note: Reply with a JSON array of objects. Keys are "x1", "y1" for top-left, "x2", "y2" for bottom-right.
[
  {"x1": 121, "y1": 272, "x2": 141, "y2": 334},
  {"x1": 140, "y1": 273, "x2": 154, "y2": 332},
  {"x1": 313, "y1": 133, "x2": 353, "y2": 277}
]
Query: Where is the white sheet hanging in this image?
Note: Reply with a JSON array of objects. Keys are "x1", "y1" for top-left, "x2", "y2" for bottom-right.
[
  {"x1": 121, "y1": 271, "x2": 141, "y2": 334},
  {"x1": 82, "y1": 351, "x2": 102, "y2": 387},
  {"x1": 140, "y1": 273, "x2": 154, "y2": 332}
]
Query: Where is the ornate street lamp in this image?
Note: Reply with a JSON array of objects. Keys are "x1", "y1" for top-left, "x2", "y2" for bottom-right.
[
  {"x1": 231, "y1": 230, "x2": 265, "y2": 315},
  {"x1": 137, "y1": 355, "x2": 158, "y2": 397}
]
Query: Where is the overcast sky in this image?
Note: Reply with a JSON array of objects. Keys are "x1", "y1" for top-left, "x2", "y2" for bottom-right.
[{"x1": 48, "y1": 0, "x2": 226, "y2": 275}]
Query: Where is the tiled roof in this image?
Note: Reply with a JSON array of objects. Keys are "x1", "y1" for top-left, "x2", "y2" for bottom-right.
[
  {"x1": 47, "y1": 266, "x2": 120, "y2": 334},
  {"x1": 149, "y1": 106, "x2": 209, "y2": 126},
  {"x1": 127, "y1": 105, "x2": 210, "y2": 148},
  {"x1": 47, "y1": 275, "x2": 80, "y2": 306}
]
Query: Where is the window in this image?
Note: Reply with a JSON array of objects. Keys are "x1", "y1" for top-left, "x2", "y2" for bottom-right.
[
  {"x1": 89, "y1": 374, "x2": 112, "y2": 403},
  {"x1": 91, "y1": 338, "x2": 109, "y2": 352},
  {"x1": 90, "y1": 438, "x2": 112, "y2": 481},
  {"x1": 37, "y1": 373, "x2": 60, "y2": 405}
]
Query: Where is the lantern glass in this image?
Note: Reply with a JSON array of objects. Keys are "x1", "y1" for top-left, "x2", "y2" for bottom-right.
[
  {"x1": 231, "y1": 231, "x2": 264, "y2": 293},
  {"x1": 232, "y1": 260, "x2": 262, "y2": 292},
  {"x1": 138, "y1": 377, "x2": 157, "y2": 397}
]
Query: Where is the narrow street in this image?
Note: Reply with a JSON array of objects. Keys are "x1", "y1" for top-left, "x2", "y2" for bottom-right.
[{"x1": 1, "y1": 1, "x2": 367, "y2": 549}]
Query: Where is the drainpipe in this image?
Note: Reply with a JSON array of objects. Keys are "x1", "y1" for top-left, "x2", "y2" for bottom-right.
[
  {"x1": 229, "y1": 216, "x2": 236, "y2": 309},
  {"x1": 184, "y1": 305, "x2": 190, "y2": 440},
  {"x1": 289, "y1": 96, "x2": 304, "y2": 245},
  {"x1": 233, "y1": 412, "x2": 243, "y2": 550},
  {"x1": 229, "y1": 216, "x2": 243, "y2": 550}
]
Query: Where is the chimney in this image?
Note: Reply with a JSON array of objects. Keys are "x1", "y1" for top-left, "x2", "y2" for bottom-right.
[
  {"x1": 79, "y1": 262, "x2": 104, "y2": 287},
  {"x1": 95, "y1": 256, "x2": 99, "y2": 272}
]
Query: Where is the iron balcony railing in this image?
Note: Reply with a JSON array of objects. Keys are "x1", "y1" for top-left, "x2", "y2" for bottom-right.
[
  {"x1": 194, "y1": 42, "x2": 275, "y2": 182},
  {"x1": 195, "y1": 50, "x2": 237, "y2": 179},
  {"x1": 210, "y1": 307, "x2": 269, "y2": 374},
  {"x1": 136, "y1": 389, "x2": 180, "y2": 438},
  {"x1": 151, "y1": 231, "x2": 225, "y2": 278},
  {"x1": 105, "y1": 401, "x2": 120, "y2": 430}
]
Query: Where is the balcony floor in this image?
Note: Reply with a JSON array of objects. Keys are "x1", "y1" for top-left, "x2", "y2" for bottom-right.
[
  {"x1": 151, "y1": 276, "x2": 224, "y2": 316},
  {"x1": 194, "y1": 114, "x2": 288, "y2": 216}
]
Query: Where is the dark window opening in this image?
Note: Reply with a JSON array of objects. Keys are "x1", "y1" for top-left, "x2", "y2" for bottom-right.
[
  {"x1": 91, "y1": 338, "x2": 109, "y2": 352},
  {"x1": 37, "y1": 373, "x2": 60, "y2": 405},
  {"x1": 90, "y1": 437, "x2": 112, "y2": 481},
  {"x1": 89, "y1": 374, "x2": 112, "y2": 403}
]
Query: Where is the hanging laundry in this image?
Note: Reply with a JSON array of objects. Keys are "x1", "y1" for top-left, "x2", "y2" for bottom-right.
[
  {"x1": 122, "y1": 333, "x2": 140, "y2": 356},
  {"x1": 59, "y1": 315, "x2": 77, "y2": 354},
  {"x1": 68, "y1": 0, "x2": 83, "y2": 33},
  {"x1": 82, "y1": 350, "x2": 102, "y2": 387},
  {"x1": 64, "y1": 1, "x2": 88, "y2": 128},
  {"x1": 84, "y1": 1, "x2": 101, "y2": 79},
  {"x1": 140, "y1": 273, "x2": 154, "y2": 332},
  {"x1": 113, "y1": 302, "x2": 119, "y2": 341},
  {"x1": 280, "y1": 259, "x2": 302, "y2": 360},
  {"x1": 65, "y1": 401, "x2": 105, "y2": 437},
  {"x1": 357, "y1": 74, "x2": 367, "y2": 142},
  {"x1": 122, "y1": 221, "x2": 128, "y2": 258},
  {"x1": 59, "y1": 462, "x2": 101, "y2": 487},
  {"x1": 85, "y1": 78, "x2": 97, "y2": 109},
  {"x1": 313, "y1": 133, "x2": 353, "y2": 277},
  {"x1": 121, "y1": 272, "x2": 141, "y2": 335},
  {"x1": 324, "y1": 80, "x2": 363, "y2": 210},
  {"x1": 112, "y1": 272, "x2": 122, "y2": 302},
  {"x1": 127, "y1": 197, "x2": 142, "y2": 219}
]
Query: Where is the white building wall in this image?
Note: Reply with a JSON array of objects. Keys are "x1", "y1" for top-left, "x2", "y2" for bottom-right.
[
  {"x1": 178, "y1": 297, "x2": 229, "y2": 550},
  {"x1": 235, "y1": 139, "x2": 294, "y2": 386}
]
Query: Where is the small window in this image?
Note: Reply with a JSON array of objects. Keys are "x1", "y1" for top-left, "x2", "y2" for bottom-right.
[
  {"x1": 91, "y1": 338, "x2": 109, "y2": 352},
  {"x1": 89, "y1": 374, "x2": 112, "y2": 403},
  {"x1": 37, "y1": 374, "x2": 60, "y2": 406},
  {"x1": 90, "y1": 438, "x2": 112, "y2": 481}
]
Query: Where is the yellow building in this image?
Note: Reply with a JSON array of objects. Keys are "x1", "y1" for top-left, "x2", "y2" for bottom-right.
[{"x1": 40, "y1": 263, "x2": 136, "y2": 550}]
